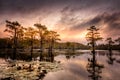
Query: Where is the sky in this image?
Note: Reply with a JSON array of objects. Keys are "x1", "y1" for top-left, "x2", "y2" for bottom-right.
[{"x1": 0, "y1": 0, "x2": 120, "y2": 43}]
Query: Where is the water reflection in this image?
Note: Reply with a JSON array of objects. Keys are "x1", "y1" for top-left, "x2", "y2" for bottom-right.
[
  {"x1": 107, "y1": 50, "x2": 116, "y2": 65},
  {"x1": 65, "y1": 55, "x2": 76, "y2": 60},
  {"x1": 0, "y1": 50, "x2": 120, "y2": 80},
  {"x1": 87, "y1": 51, "x2": 104, "y2": 80},
  {"x1": 44, "y1": 50, "x2": 120, "y2": 80},
  {"x1": 47, "y1": 49, "x2": 54, "y2": 62}
]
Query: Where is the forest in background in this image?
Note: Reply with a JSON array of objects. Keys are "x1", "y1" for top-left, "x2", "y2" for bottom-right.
[
  {"x1": 0, "y1": 37, "x2": 120, "y2": 50},
  {"x1": 0, "y1": 20, "x2": 120, "y2": 61}
]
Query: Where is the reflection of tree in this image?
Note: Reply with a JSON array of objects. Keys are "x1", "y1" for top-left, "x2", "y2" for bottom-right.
[
  {"x1": 66, "y1": 55, "x2": 71, "y2": 60},
  {"x1": 66, "y1": 42, "x2": 76, "y2": 53},
  {"x1": 107, "y1": 50, "x2": 115, "y2": 65},
  {"x1": 106, "y1": 38, "x2": 115, "y2": 65},
  {"x1": 86, "y1": 26, "x2": 104, "y2": 80},
  {"x1": 65, "y1": 55, "x2": 75, "y2": 60},
  {"x1": 5, "y1": 38, "x2": 12, "y2": 59},
  {"x1": 65, "y1": 42, "x2": 76, "y2": 60},
  {"x1": 87, "y1": 55, "x2": 104, "y2": 80}
]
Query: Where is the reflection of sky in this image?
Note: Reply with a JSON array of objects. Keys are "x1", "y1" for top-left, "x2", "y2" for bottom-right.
[{"x1": 44, "y1": 51, "x2": 120, "y2": 80}]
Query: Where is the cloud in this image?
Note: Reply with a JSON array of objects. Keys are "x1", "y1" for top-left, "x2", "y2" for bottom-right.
[
  {"x1": 0, "y1": 0, "x2": 120, "y2": 15},
  {"x1": 70, "y1": 12, "x2": 120, "y2": 39},
  {"x1": 58, "y1": 6, "x2": 79, "y2": 27},
  {"x1": 90, "y1": 12, "x2": 120, "y2": 37},
  {"x1": 0, "y1": 0, "x2": 49, "y2": 14},
  {"x1": 0, "y1": 0, "x2": 120, "y2": 42}
]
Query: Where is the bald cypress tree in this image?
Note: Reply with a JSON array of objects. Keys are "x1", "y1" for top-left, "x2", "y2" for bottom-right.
[
  {"x1": 106, "y1": 38, "x2": 114, "y2": 52},
  {"x1": 4, "y1": 20, "x2": 21, "y2": 60},
  {"x1": 34, "y1": 23, "x2": 47, "y2": 61},
  {"x1": 25, "y1": 27, "x2": 37, "y2": 60},
  {"x1": 115, "y1": 37, "x2": 120, "y2": 46},
  {"x1": 115, "y1": 37, "x2": 120, "y2": 50},
  {"x1": 44, "y1": 30, "x2": 60, "y2": 62},
  {"x1": 86, "y1": 26, "x2": 104, "y2": 80}
]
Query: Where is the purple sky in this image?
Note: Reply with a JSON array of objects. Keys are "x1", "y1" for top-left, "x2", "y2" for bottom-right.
[{"x1": 0, "y1": 0, "x2": 120, "y2": 43}]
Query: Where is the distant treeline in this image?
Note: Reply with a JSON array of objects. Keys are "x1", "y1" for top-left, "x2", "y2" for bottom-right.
[
  {"x1": 96, "y1": 44, "x2": 120, "y2": 50},
  {"x1": 0, "y1": 38, "x2": 89, "y2": 49},
  {"x1": 0, "y1": 38, "x2": 120, "y2": 50}
]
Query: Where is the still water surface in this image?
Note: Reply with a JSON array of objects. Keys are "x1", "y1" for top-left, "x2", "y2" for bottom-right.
[
  {"x1": 0, "y1": 50, "x2": 120, "y2": 80},
  {"x1": 44, "y1": 50, "x2": 120, "y2": 80}
]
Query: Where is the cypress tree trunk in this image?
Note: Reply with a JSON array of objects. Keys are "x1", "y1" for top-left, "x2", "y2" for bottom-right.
[
  {"x1": 92, "y1": 31, "x2": 96, "y2": 80},
  {"x1": 48, "y1": 39, "x2": 54, "y2": 62},
  {"x1": 50, "y1": 39, "x2": 54, "y2": 62},
  {"x1": 30, "y1": 40, "x2": 33, "y2": 61},
  {"x1": 40, "y1": 38, "x2": 43, "y2": 61},
  {"x1": 13, "y1": 29, "x2": 17, "y2": 60}
]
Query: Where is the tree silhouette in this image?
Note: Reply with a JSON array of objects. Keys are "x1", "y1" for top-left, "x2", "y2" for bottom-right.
[
  {"x1": 87, "y1": 57, "x2": 104, "y2": 80},
  {"x1": 115, "y1": 37, "x2": 120, "y2": 51},
  {"x1": 106, "y1": 38, "x2": 114, "y2": 52},
  {"x1": 24, "y1": 27, "x2": 37, "y2": 60},
  {"x1": 107, "y1": 50, "x2": 115, "y2": 65},
  {"x1": 4, "y1": 20, "x2": 21, "y2": 60},
  {"x1": 86, "y1": 26, "x2": 102, "y2": 53},
  {"x1": 86, "y1": 26, "x2": 102, "y2": 64},
  {"x1": 106, "y1": 38, "x2": 115, "y2": 65},
  {"x1": 115, "y1": 37, "x2": 120, "y2": 46},
  {"x1": 45, "y1": 30, "x2": 60, "y2": 62},
  {"x1": 34, "y1": 23, "x2": 47, "y2": 61},
  {"x1": 86, "y1": 26, "x2": 104, "y2": 80},
  {"x1": 17, "y1": 26, "x2": 26, "y2": 48}
]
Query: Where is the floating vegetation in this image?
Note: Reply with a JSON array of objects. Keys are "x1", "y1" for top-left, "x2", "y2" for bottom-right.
[{"x1": 0, "y1": 60, "x2": 63, "y2": 80}]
